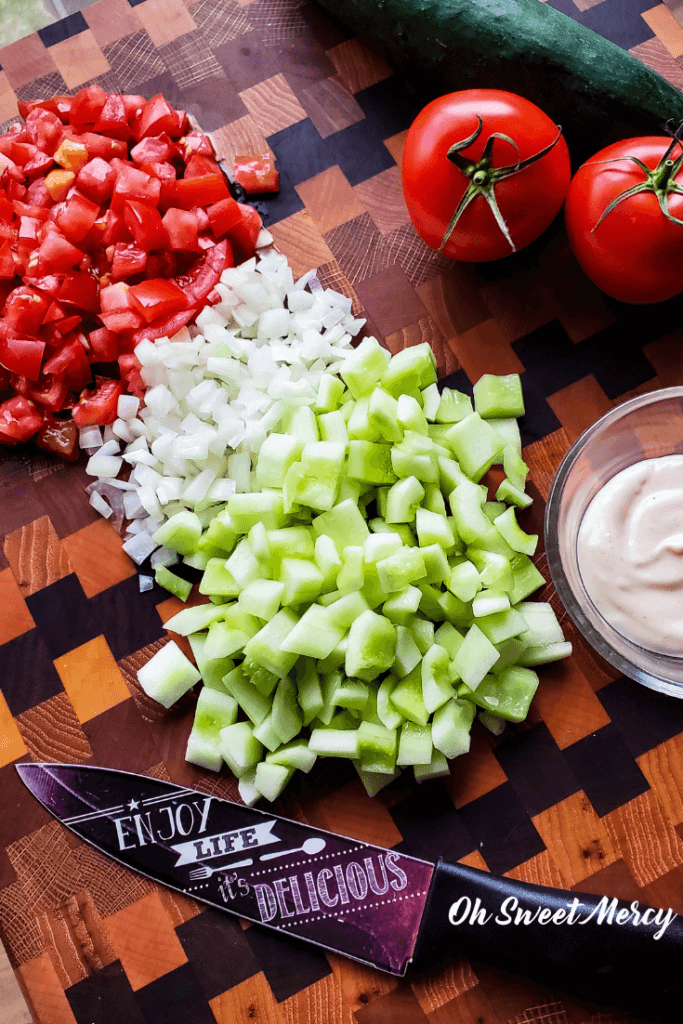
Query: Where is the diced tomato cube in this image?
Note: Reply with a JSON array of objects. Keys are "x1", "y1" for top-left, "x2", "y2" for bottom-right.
[
  {"x1": 121, "y1": 95, "x2": 146, "y2": 122},
  {"x1": 69, "y1": 85, "x2": 107, "y2": 129},
  {"x1": 0, "y1": 394, "x2": 43, "y2": 440},
  {"x1": 111, "y1": 242, "x2": 147, "y2": 280},
  {"x1": 123, "y1": 199, "x2": 168, "y2": 251},
  {"x1": 36, "y1": 412, "x2": 79, "y2": 460},
  {"x1": 12, "y1": 372, "x2": 69, "y2": 412},
  {"x1": 99, "y1": 308, "x2": 143, "y2": 332},
  {"x1": 3, "y1": 286, "x2": 50, "y2": 335},
  {"x1": 6, "y1": 179, "x2": 27, "y2": 200},
  {"x1": 76, "y1": 157, "x2": 117, "y2": 204},
  {"x1": 131, "y1": 133, "x2": 175, "y2": 166},
  {"x1": 112, "y1": 164, "x2": 160, "y2": 212},
  {"x1": 118, "y1": 351, "x2": 145, "y2": 397},
  {"x1": 57, "y1": 271, "x2": 100, "y2": 313},
  {"x1": 207, "y1": 195, "x2": 242, "y2": 237},
  {"x1": 174, "y1": 174, "x2": 231, "y2": 210},
  {"x1": 53, "y1": 137, "x2": 89, "y2": 172},
  {"x1": 228, "y1": 202, "x2": 263, "y2": 257},
  {"x1": 162, "y1": 207, "x2": 199, "y2": 252},
  {"x1": 127, "y1": 278, "x2": 187, "y2": 323},
  {"x1": 100, "y1": 208, "x2": 130, "y2": 247},
  {"x1": 100, "y1": 281, "x2": 133, "y2": 312},
  {"x1": 25, "y1": 108, "x2": 63, "y2": 155},
  {"x1": 72, "y1": 375, "x2": 124, "y2": 427},
  {"x1": 80, "y1": 132, "x2": 128, "y2": 163},
  {"x1": 26, "y1": 177, "x2": 55, "y2": 210},
  {"x1": 136, "y1": 94, "x2": 178, "y2": 141},
  {"x1": 54, "y1": 191, "x2": 100, "y2": 245},
  {"x1": 94, "y1": 93, "x2": 134, "y2": 141},
  {"x1": 233, "y1": 154, "x2": 279, "y2": 194},
  {"x1": 177, "y1": 131, "x2": 214, "y2": 161},
  {"x1": 131, "y1": 307, "x2": 196, "y2": 345},
  {"x1": 184, "y1": 154, "x2": 221, "y2": 179},
  {"x1": 0, "y1": 241, "x2": 15, "y2": 278},
  {"x1": 0, "y1": 330, "x2": 45, "y2": 381},
  {"x1": 39, "y1": 230, "x2": 83, "y2": 271},
  {"x1": 43, "y1": 331, "x2": 91, "y2": 389},
  {"x1": 87, "y1": 326, "x2": 119, "y2": 362},
  {"x1": 172, "y1": 238, "x2": 229, "y2": 305}
]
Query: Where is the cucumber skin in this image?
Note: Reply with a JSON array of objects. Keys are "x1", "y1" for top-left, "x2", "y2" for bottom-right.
[{"x1": 316, "y1": 0, "x2": 683, "y2": 159}]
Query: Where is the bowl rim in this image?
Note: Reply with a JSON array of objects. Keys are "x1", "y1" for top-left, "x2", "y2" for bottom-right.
[{"x1": 544, "y1": 384, "x2": 683, "y2": 699}]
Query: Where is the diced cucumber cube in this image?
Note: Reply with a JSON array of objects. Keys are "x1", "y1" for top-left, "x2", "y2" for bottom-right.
[
  {"x1": 369, "y1": 387, "x2": 403, "y2": 442},
  {"x1": 238, "y1": 769, "x2": 260, "y2": 806},
  {"x1": 254, "y1": 762, "x2": 294, "y2": 802},
  {"x1": 434, "y1": 621, "x2": 465, "y2": 658},
  {"x1": 192, "y1": 686, "x2": 238, "y2": 743},
  {"x1": 381, "y1": 342, "x2": 436, "y2": 397},
  {"x1": 397, "y1": 721, "x2": 433, "y2": 765},
  {"x1": 219, "y1": 721, "x2": 263, "y2": 776},
  {"x1": 473, "y1": 373, "x2": 524, "y2": 418},
  {"x1": 347, "y1": 395, "x2": 382, "y2": 441},
  {"x1": 280, "y1": 557, "x2": 324, "y2": 606},
  {"x1": 354, "y1": 763, "x2": 402, "y2": 797},
  {"x1": 397, "y1": 393, "x2": 428, "y2": 434},
  {"x1": 411, "y1": 617, "x2": 435, "y2": 654},
  {"x1": 318, "y1": 410, "x2": 349, "y2": 445},
  {"x1": 185, "y1": 730, "x2": 223, "y2": 772},
  {"x1": 268, "y1": 526, "x2": 314, "y2": 563},
  {"x1": 346, "y1": 610, "x2": 396, "y2": 682},
  {"x1": 239, "y1": 579, "x2": 284, "y2": 620},
  {"x1": 382, "y1": 585, "x2": 422, "y2": 626},
  {"x1": 446, "y1": 413, "x2": 505, "y2": 481},
  {"x1": 138, "y1": 641, "x2": 201, "y2": 707},
  {"x1": 347, "y1": 440, "x2": 397, "y2": 485},
  {"x1": 280, "y1": 603, "x2": 345, "y2": 658},
  {"x1": 467, "y1": 549, "x2": 513, "y2": 593},
  {"x1": 152, "y1": 511, "x2": 202, "y2": 556},
  {"x1": 271, "y1": 676, "x2": 303, "y2": 744},
  {"x1": 357, "y1": 721, "x2": 398, "y2": 773},
  {"x1": 447, "y1": 559, "x2": 481, "y2": 602},
  {"x1": 225, "y1": 538, "x2": 261, "y2": 589},
  {"x1": 337, "y1": 545, "x2": 365, "y2": 595},
  {"x1": 452, "y1": 623, "x2": 500, "y2": 690},
  {"x1": 393, "y1": 625, "x2": 422, "y2": 678},
  {"x1": 477, "y1": 711, "x2": 507, "y2": 736},
  {"x1": 325, "y1": 590, "x2": 371, "y2": 629},
  {"x1": 204, "y1": 621, "x2": 249, "y2": 660},
  {"x1": 228, "y1": 491, "x2": 286, "y2": 532},
  {"x1": 421, "y1": 544, "x2": 451, "y2": 585},
  {"x1": 391, "y1": 431, "x2": 438, "y2": 482},
  {"x1": 519, "y1": 641, "x2": 573, "y2": 666},
  {"x1": 267, "y1": 739, "x2": 318, "y2": 773},
  {"x1": 256, "y1": 432, "x2": 304, "y2": 488},
  {"x1": 415, "y1": 508, "x2": 455, "y2": 550},
  {"x1": 385, "y1": 476, "x2": 425, "y2": 523},
  {"x1": 252, "y1": 712, "x2": 282, "y2": 752},
  {"x1": 496, "y1": 477, "x2": 532, "y2": 509},
  {"x1": 414, "y1": 751, "x2": 451, "y2": 783},
  {"x1": 494, "y1": 506, "x2": 538, "y2": 556},
  {"x1": 377, "y1": 675, "x2": 403, "y2": 729},
  {"x1": 421, "y1": 643, "x2": 454, "y2": 713},
  {"x1": 335, "y1": 679, "x2": 369, "y2": 712},
  {"x1": 314, "y1": 373, "x2": 347, "y2": 413},
  {"x1": 508, "y1": 553, "x2": 546, "y2": 603},
  {"x1": 341, "y1": 336, "x2": 390, "y2": 398},
  {"x1": 286, "y1": 405, "x2": 319, "y2": 443},
  {"x1": 296, "y1": 665, "x2": 324, "y2": 725},
  {"x1": 376, "y1": 546, "x2": 426, "y2": 593},
  {"x1": 243, "y1": 608, "x2": 300, "y2": 677},
  {"x1": 472, "y1": 590, "x2": 511, "y2": 618},
  {"x1": 431, "y1": 698, "x2": 476, "y2": 758},
  {"x1": 436, "y1": 388, "x2": 473, "y2": 423},
  {"x1": 449, "y1": 479, "x2": 491, "y2": 544},
  {"x1": 476, "y1": 607, "x2": 527, "y2": 644},
  {"x1": 312, "y1": 499, "x2": 370, "y2": 554},
  {"x1": 309, "y1": 728, "x2": 360, "y2": 758},
  {"x1": 155, "y1": 565, "x2": 192, "y2": 601},
  {"x1": 222, "y1": 666, "x2": 270, "y2": 724},
  {"x1": 164, "y1": 602, "x2": 226, "y2": 635},
  {"x1": 470, "y1": 666, "x2": 539, "y2": 721},
  {"x1": 390, "y1": 665, "x2": 429, "y2": 726}
]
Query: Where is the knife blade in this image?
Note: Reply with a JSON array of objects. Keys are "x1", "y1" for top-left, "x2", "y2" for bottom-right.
[{"x1": 16, "y1": 763, "x2": 683, "y2": 1014}]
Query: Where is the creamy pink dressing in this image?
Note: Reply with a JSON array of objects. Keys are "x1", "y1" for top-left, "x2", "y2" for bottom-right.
[{"x1": 577, "y1": 454, "x2": 683, "y2": 656}]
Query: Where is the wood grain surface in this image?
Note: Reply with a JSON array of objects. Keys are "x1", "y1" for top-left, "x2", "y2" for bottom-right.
[{"x1": 2, "y1": 2, "x2": 683, "y2": 1023}]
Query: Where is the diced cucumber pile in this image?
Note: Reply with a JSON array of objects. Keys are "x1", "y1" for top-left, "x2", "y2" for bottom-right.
[{"x1": 137, "y1": 343, "x2": 571, "y2": 803}]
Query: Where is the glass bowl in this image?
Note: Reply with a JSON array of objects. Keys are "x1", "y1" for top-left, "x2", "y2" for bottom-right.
[{"x1": 545, "y1": 386, "x2": 683, "y2": 698}]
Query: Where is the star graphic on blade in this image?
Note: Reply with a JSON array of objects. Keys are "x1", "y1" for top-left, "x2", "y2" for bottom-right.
[{"x1": 128, "y1": 799, "x2": 140, "y2": 811}]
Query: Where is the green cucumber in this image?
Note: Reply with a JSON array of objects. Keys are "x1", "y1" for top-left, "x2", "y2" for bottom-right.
[{"x1": 314, "y1": 0, "x2": 683, "y2": 162}]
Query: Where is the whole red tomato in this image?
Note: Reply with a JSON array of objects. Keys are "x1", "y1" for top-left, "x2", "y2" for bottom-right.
[
  {"x1": 402, "y1": 89, "x2": 571, "y2": 262},
  {"x1": 565, "y1": 136, "x2": 683, "y2": 304}
]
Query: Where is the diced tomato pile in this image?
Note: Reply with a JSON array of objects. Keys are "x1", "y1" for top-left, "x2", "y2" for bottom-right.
[{"x1": 0, "y1": 86, "x2": 264, "y2": 459}]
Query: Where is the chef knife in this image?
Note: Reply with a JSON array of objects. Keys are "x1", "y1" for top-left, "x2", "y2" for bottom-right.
[{"x1": 16, "y1": 763, "x2": 682, "y2": 1014}]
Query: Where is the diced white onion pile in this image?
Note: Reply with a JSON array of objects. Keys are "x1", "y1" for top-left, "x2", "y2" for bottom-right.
[{"x1": 84, "y1": 251, "x2": 365, "y2": 557}]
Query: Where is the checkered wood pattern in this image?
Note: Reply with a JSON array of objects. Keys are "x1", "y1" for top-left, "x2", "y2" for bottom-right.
[{"x1": 2, "y1": 1, "x2": 683, "y2": 1022}]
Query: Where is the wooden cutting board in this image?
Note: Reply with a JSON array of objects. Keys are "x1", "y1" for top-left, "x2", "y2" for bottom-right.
[{"x1": 3, "y1": 2, "x2": 683, "y2": 1023}]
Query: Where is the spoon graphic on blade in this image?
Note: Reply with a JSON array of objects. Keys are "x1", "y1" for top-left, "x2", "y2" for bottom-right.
[{"x1": 260, "y1": 837, "x2": 326, "y2": 861}]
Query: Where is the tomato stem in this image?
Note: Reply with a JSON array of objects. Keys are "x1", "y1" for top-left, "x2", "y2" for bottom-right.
[
  {"x1": 591, "y1": 134, "x2": 683, "y2": 232},
  {"x1": 439, "y1": 117, "x2": 564, "y2": 255}
]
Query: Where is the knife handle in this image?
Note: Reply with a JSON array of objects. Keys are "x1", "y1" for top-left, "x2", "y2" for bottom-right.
[{"x1": 413, "y1": 858, "x2": 683, "y2": 1012}]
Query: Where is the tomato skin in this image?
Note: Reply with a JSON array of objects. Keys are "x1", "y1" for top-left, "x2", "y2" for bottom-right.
[
  {"x1": 71, "y1": 376, "x2": 123, "y2": 427},
  {"x1": 402, "y1": 89, "x2": 571, "y2": 262},
  {"x1": 565, "y1": 137, "x2": 683, "y2": 304}
]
